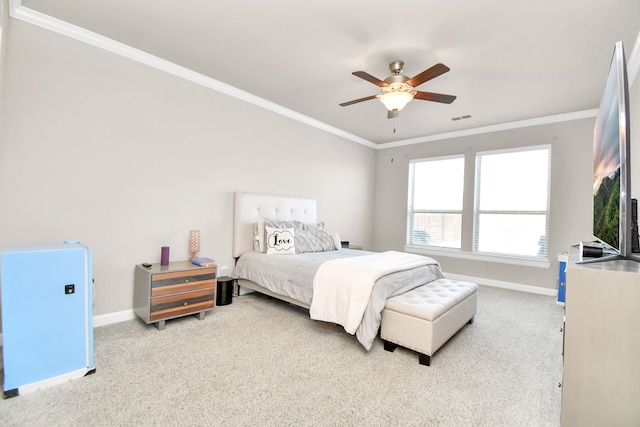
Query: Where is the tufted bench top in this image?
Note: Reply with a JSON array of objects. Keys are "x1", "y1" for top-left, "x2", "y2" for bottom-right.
[{"x1": 384, "y1": 278, "x2": 478, "y2": 322}]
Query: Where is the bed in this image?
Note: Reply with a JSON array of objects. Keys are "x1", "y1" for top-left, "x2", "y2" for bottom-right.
[{"x1": 232, "y1": 192, "x2": 445, "y2": 350}]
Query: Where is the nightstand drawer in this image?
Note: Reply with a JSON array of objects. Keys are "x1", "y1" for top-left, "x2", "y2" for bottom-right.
[
  {"x1": 151, "y1": 269, "x2": 216, "y2": 297},
  {"x1": 150, "y1": 288, "x2": 215, "y2": 322}
]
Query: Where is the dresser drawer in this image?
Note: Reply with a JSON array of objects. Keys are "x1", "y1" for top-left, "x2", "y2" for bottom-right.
[
  {"x1": 151, "y1": 268, "x2": 216, "y2": 297},
  {"x1": 150, "y1": 288, "x2": 215, "y2": 322}
]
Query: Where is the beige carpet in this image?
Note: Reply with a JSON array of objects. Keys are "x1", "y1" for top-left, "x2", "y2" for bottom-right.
[{"x1": 1, "y1": 285, "x2": 564, "y2": 426}]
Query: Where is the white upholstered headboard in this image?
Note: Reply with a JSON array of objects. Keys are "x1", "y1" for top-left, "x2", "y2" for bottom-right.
[{"x1": 233, "y1": 192, "x2": 317, "y2": 258}]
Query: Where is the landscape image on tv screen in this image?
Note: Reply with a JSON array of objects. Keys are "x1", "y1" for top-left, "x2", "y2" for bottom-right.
[
  {"x1": 592, "y1": 77, "x2": 620, "y2": 250},
  {"x1": 593, "y1": 166, "x2": 620, "y2": 249}
]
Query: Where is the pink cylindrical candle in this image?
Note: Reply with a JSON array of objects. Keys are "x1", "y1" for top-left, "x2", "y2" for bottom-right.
[
  {"x1": 161, "y1": 246, "x2": 170, "y2": 265},
  {"x1": 189, "y1": 230, "x2": 200, "y2": 259}
]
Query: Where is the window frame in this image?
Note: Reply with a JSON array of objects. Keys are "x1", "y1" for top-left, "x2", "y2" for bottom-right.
[
  {"x1": 404, "y1": 145, "x2": 552, "y2": 269},
  {"x1": 406, "y1": 154, "x2": 465, "y2": 250},
  {"x1": 472, "y1": 145, "x2": 551, "y2": 260}
]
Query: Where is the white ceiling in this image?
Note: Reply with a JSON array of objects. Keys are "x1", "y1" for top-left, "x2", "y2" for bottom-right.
[{"x1": 14, "y1": 0, "x2": 640, "y2": 145}]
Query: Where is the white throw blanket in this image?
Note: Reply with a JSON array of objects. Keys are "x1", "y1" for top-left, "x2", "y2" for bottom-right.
[{"x1": 309, "y1": 251, "x2": 439, "y2": 334}]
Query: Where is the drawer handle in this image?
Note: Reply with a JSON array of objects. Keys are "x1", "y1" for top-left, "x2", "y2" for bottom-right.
[
  {"x1": 184, "y1": 279, "x2": 190, "y2": 283},
  {"x1": 183, "y1": 302, "x2": 188, "y2": 306}
]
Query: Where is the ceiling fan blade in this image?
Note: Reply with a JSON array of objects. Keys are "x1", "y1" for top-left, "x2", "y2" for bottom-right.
[
  {"x1": 388, "y1": 110, "x2": 399, "y2": 119},
  {"x1": 414, "y1": 91, "x2": 457, "y2": 104},
  {"x1": 352, "y1": 71, "x2": 388, "y2": 87},
  {"x1": 339, "y1": 95, "x2": 378, "y2": 107},
  {"x1": 406, "y1": 63, "x2": 450, "y2": 88}
]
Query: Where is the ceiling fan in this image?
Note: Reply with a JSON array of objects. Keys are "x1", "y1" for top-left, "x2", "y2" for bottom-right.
[{"x1": 339, "y1": 61, "x2": 456, "y2": 118}]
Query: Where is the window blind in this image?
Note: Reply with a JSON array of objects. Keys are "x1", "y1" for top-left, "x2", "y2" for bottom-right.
[
  {"x1": 407, "y1": 155, "x2": 464, "y2": 249},
  {"x1": 473, "y1": 146, "x2": 551, "y2": 258}
]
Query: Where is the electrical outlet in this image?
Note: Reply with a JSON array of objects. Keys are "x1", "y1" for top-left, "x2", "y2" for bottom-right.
[{"x1": 220, "y1": 266, "x2": 228, "y2": 276}]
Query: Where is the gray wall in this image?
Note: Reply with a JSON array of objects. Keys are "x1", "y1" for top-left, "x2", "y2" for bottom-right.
[
  {"x1": 373, "y1": 64, "x2": 640, "y2": 290},
  {"x1": 0, "y1": 16, "x2": 638, "y2": 329},
  {"x1": 0, "y1": 20, "x2": 376, "y2": 327},
  {"x1": 372, "y1": 118, "x2": 597, "y2": 291}
]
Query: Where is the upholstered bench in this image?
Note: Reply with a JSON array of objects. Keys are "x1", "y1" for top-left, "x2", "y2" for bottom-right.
[{"x1": 381, "y1": 278, "x2": 478, "y2": 366}]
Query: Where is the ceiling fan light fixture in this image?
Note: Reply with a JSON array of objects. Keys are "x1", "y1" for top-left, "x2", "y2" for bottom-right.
[
  {"x1": 377, "y1": 88, "x2": 416, "y2": 112},
  {"x1": 340, "y1": 61, "x2": 455, "y2": 115}
]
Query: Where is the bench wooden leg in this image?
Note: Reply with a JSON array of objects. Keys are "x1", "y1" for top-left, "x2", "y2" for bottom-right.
[
  {"x1": 383, "y1": 340, "x2": 397, "y2": 352},
  {"x1": 419, "y1": 353, "x2": 432, "y2": 366}
]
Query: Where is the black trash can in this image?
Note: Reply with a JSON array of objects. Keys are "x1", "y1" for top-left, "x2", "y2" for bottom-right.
[{"x1": 216, "y1": 276, "x2": 234, "y2": 306}]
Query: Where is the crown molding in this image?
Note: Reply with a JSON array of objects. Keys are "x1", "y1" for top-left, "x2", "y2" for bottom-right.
[
  {"x1": 380, "y1": 29, "x2": 640, "y2": 150},
  {"x1": 377, "y1": 109, "x2": 599, "y2": 149},
  {"x1": 8, "y1": 1, "x2": 640, "y2": 151},
  {"x1": 8, "y1": 1, "x2": 376, "y2": 149}
]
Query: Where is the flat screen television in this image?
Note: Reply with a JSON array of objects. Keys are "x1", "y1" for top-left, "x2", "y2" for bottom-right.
[{"x1": 589, "y1": 40, "x2": 639, "y2": 263}]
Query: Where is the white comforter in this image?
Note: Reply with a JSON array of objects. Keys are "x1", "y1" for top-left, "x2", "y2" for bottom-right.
[
  {"x1": 310, "y1": 251, "x2": 439, "y2": 336},
  {"x1": 234, "y1": 249, "x2": 443, "y2": 350}
]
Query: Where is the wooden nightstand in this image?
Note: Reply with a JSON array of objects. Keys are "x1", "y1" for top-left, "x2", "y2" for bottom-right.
[{"x1": 134, "y1": 261, "x2": 216, "y2": 330}]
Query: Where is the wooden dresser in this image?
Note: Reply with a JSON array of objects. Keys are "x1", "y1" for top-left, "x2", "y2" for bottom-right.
[
  {"x1": 134, "y1": 261, "x2": 216, "y2": 330},
  {"x1": 561, "y1": 248, "x2": 640, "y2": 425}
]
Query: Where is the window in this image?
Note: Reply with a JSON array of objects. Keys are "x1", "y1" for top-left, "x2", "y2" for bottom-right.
[
  {"x1": 474, "y1": 146, "x2": 551, "y2": 258},
  {"x1": 407, "y1": 155, "x2": 464, "y2": 249}
]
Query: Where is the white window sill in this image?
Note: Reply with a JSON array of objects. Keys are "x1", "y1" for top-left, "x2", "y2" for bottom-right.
[{"x1": 404, "y1": 245, "x2": 551, "y2": 269}]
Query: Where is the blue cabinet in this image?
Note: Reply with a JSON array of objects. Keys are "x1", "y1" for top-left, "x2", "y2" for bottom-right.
[
  {"x1": 1, "y1": 242, "x2": 95, "y2": 397},
  {"x1": 557, "y1": 253, "x2": 567, "y2": 303}
]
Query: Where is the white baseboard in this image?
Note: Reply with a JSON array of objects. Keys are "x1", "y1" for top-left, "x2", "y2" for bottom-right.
[
  {"x1": 0, "y1": 310, "x2": 136, "y2": 348},
  {"x1": 93, "y1": 309, "x2": 136, "y2": 328},
  {"x1": 443, "y1": 272, "x2": 558, "y2": 297},
  {"x1": 16, "y1": 367, "x2": 94, "y2": 396},
  {"x1": 0, "y1": 278, "x2": 556, "y2": 345}
]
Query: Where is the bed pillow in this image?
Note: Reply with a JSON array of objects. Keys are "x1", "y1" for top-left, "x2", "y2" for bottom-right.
[
  {"x1": 302, "y1": 221, "x2": 325, "y2": 231},
  {"x1": 265, "y1": 227, "x2": 296, "y2": 255},
  {"x1": 264, "y1": 218, "x2": 326, "y2": 232},
  {"x1": 264, "y1": 218, "x2": 304, "y2": 231},
  {"x1": 253, "y1": 219, "x2": 266, "y2": 252},
  {"x1": 263, "y1": 218, "x2": 337, "y2": 253},
  {"x1": 330, "y1": 232, "x2": 341, "y2": 250},
  {"x1": 260, "y1": 218, "x2": 304, "y2": 253},
  {"x1": 294, "y1": 228, "x2": 336, "y2": 253}
]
